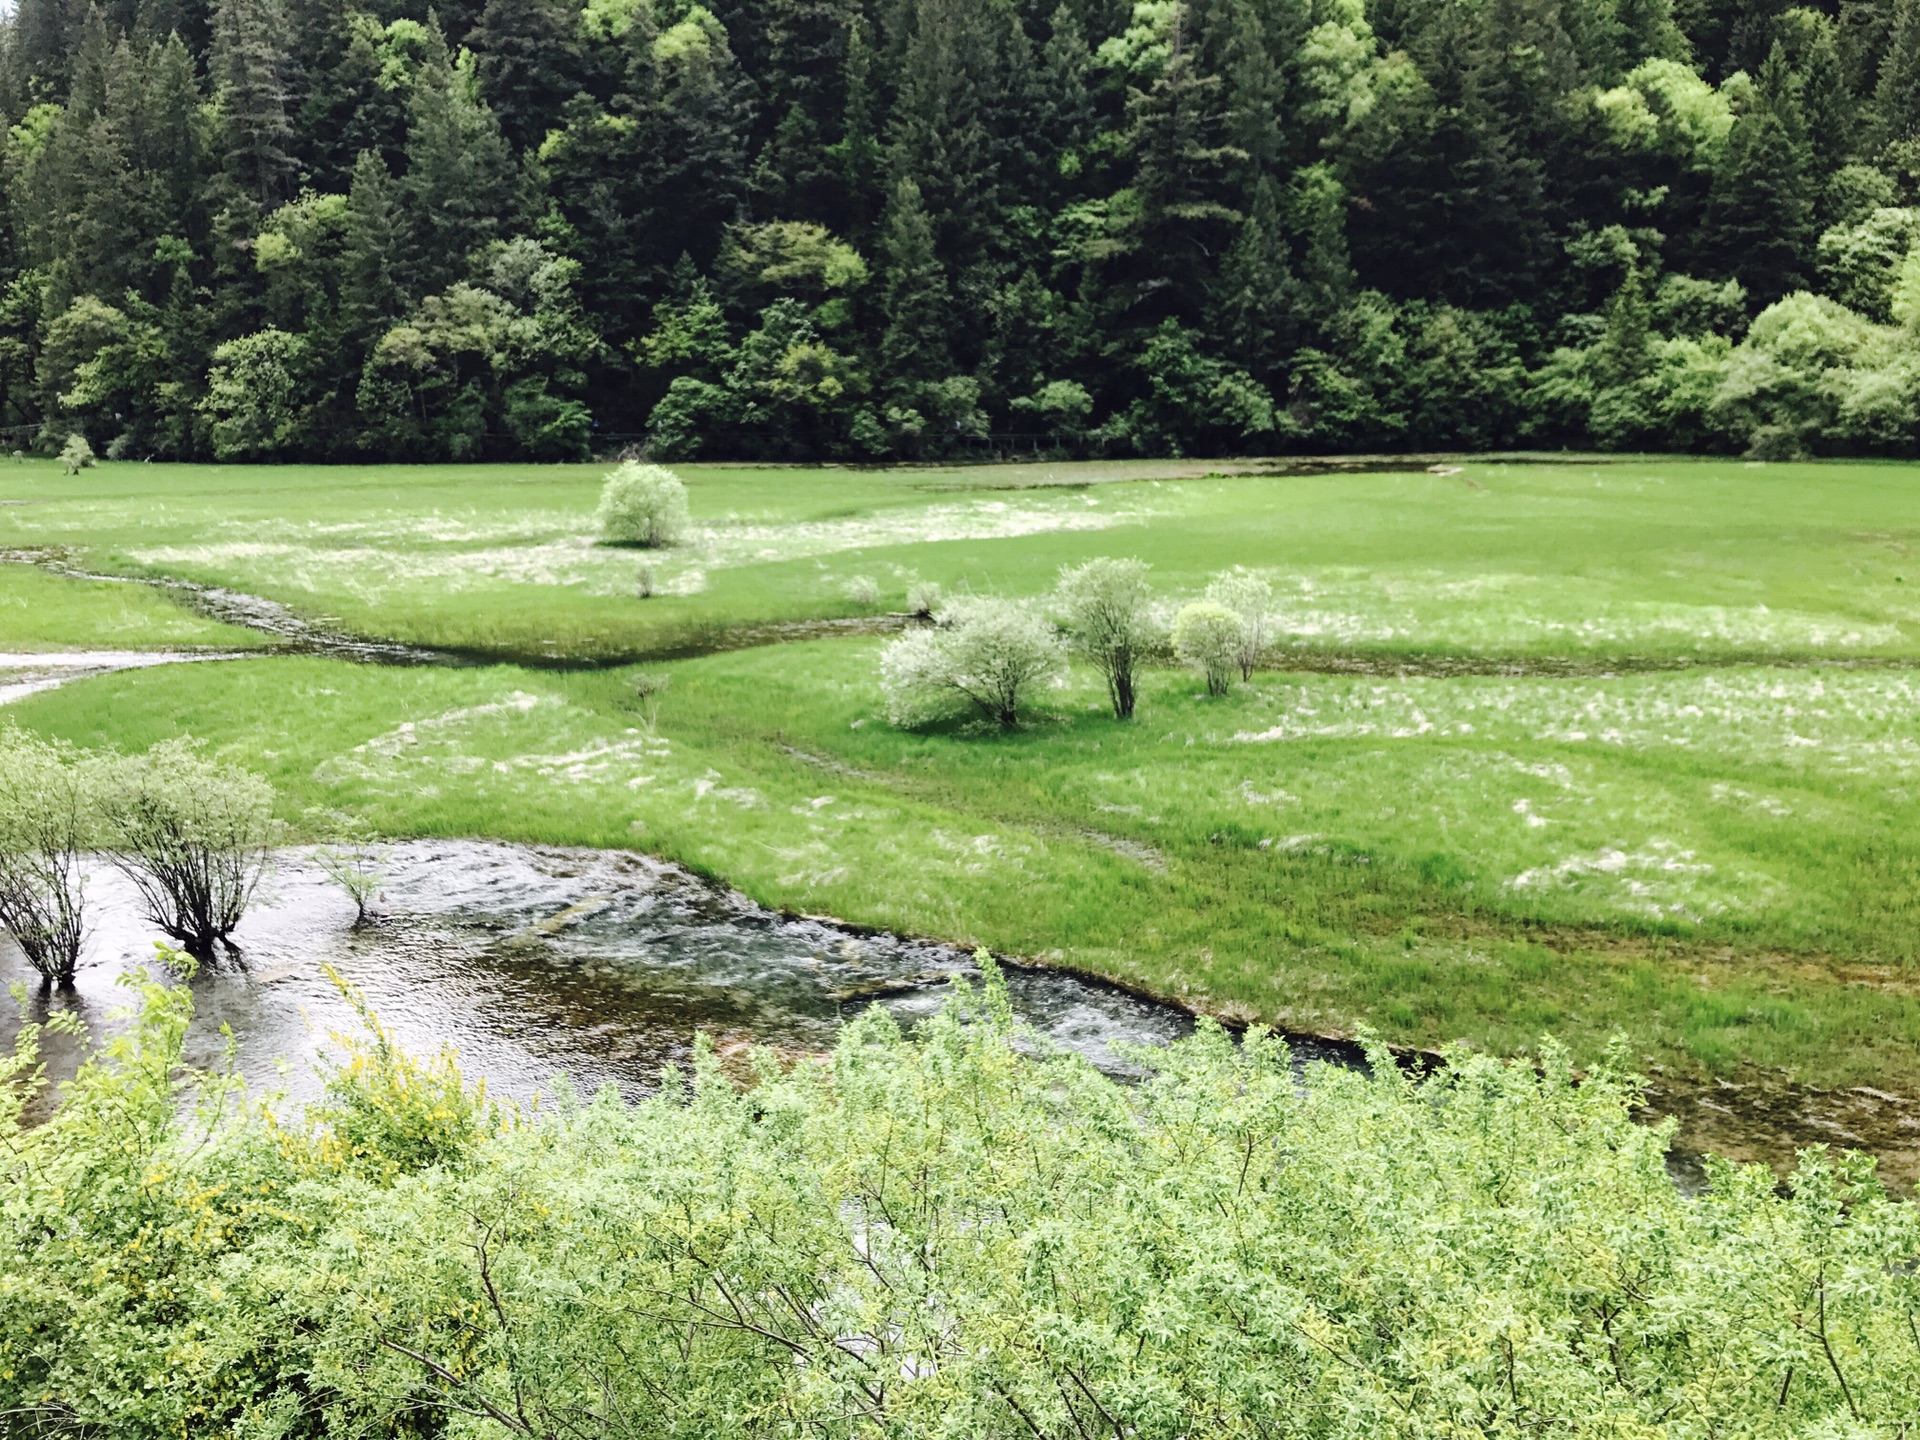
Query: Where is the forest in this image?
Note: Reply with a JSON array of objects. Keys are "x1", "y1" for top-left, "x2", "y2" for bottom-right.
[{"x1": 5, "y1": 0, "x2": 1920, "y2": 461}]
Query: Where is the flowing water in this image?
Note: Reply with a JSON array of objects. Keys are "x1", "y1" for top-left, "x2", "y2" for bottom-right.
[{"x1": 0, "y1": 840, "x2": 1363, "y2": 1112}]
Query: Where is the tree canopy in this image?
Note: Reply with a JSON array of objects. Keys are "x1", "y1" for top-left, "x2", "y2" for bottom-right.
[{"x1": 5, "y1": 0, "x2": 1920, "y2": 460}]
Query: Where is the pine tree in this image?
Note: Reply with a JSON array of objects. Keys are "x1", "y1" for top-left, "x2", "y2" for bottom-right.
[
  {"x1": 1215, "y1": 171, "x2": 1293, "y2": 381},
  {"x1": 1798, "y1": 20, "x2": 1857, "y2": 203},
  {"x1": 210, "y1": 0, "x2": 294, "y2": 208},
  {"x1": 1876, "y1": 0, "x2": 1920, "y2": 141},
  {"x1": 467, "y1": 0, "x2": 582, "y2": 153},
  {"x1": 340, "y1": 148, "x2": 403, "y2": 345},
  {"x1": 879, "y1": 176, "x2": 951, "y2": 389},
  {"x1": 1702, "y1": 50, "x2": 1815, "y2": 305},
  {"x1": 403, "y1": 20, "x2": 517, "y2": 293}
]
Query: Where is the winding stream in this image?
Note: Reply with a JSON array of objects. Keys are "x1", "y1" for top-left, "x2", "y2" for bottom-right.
[
  {"x1": 2, "y1": 841, "x2": 1365, "y2": 1109},
  {"x1": 3, "y1": 557, "x2": 1917, "y2": 1188}
]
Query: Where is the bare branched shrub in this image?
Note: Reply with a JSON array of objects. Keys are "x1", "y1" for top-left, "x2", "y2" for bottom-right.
[
  {"x1": 881, "y1": 598, "x2": 1064, "y2": 729},
  {"x1": 844, "y1": 574, "x2": 881, "y2": 607},
  {"x1": 1057, "y1": 557, "x2": 1157, "y2": 719},
  {"x1": 0, "y1": 730, "x2": 100, "y2": 984},
  {"x1": 101, "y1": 740, "x2": 278, "y2": 961},
  {"x1": 632, "y1": 672, "x2": 671, "y2": 733},
  {"x1": 307, "y1": 810, "x2": 390, "y2": 926}
]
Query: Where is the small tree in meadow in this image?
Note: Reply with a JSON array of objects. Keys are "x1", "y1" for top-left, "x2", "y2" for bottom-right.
[
  {"x1": 844, "y1": 574, "x2": 880, "y2": 607},
  {"x1": 58, "y1": 434, "x2": 94, "y2": 474},
  {"x1": 1205, "y1": 567, "x2": 1272, "y2": 680},
  {"x1": 882, "y1": 598, "x2": 1064, "y2": 729},
  {"x1": 1173, "y1": 601, "x2": 1243, "y2": 696},
  {"x1": 101, "y1": 739, "x2": 279, "y2": 961},
  {"x1": 1056, "y1": 557, "x2": 1157, "y2": 719},
  {"x1": 0, "y1": 730, "x2": 99, "y2": 984},
  {"x1": 597, "y1": 462, "x2": 689, "y2": 547}
]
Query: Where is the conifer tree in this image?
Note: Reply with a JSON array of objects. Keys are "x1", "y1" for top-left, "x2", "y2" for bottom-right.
[
  {"x1": 879, "y1": 176, "x2": 951, "y2": 389},
  {"x1": 1876, "y1": 0, "x2": 1920, "y2": 141},
  {"x1": 403, "y1": 20, "x2": 517, "y2": 293},
  {"x1": 210, "y1": 0, "x2": 294, "y2": 208},
  {"x1": 468, "y1": 0, "x2": 582, "y2": 153},
  {"x1": 1702, "y1": 47, "x2": 1815, "y2": 305}
]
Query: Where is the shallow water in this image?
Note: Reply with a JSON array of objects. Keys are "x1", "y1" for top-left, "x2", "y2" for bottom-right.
[{"x1": 2, "y1": 840, "x2": 1359, "y2": 1110}]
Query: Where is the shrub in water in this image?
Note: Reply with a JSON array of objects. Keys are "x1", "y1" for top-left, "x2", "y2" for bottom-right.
[
  {"x1": 0, "y1": 729, "x2": 100, "y2": 984},
  {"x1": 1173, "y1": 600, "x2": 1244, "y2": 695},
  {"x1": 100, "y1": 739, "x2": 278, "y2": 961},
  {"x1": 307, "y1": 811, "x2": 390, "y2": 927},
  {"x1": 597, "y1": 461, "x2": 689, "y2": 547},
  {"x1": 882, "y1": 597, "x2": 1064, "y2": 729},
  {"x1": 1205, "y1": 566, "x2": 1273, "y2": 680},
  {"x1": 1056, "y1": 556, "x2": 1157, "y2": 719},
  {"x1": 58, "y1": 434, "x2": 94, "y2": 474},
  {"x1": 906, "y1": 578, "x2": 941, "y2": 617}
]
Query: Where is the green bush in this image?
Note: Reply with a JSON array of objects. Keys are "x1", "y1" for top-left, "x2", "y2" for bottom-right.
[
  {"x1": 0, "y1": 729, "x2": 100, "y2": 983},
  {"x1": 1, "y1": 967, "x2": 1916, "y2": 1437},
  {"x1": 596, "y1": 461, "x2": 691, "y2": 547},
  {"x1": 1173, "y1": 599, "x2": 1244, "y2": 696}
]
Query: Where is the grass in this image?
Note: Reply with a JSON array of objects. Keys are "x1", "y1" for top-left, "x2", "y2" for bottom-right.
[
  {"x1": 5, "y1": 453, "x2": 1920, "y2": 1095},
  {"x1": 0, "y1": 560, "x2": 266, "y2": 651},
  {"x1": 1, "y1": 454, "x2": 1918, "y2": 663}
]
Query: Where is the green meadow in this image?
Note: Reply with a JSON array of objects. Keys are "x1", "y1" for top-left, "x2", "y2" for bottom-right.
[{"x1": 4, "y1": 454, "x2": 1920, "y2": 1095}]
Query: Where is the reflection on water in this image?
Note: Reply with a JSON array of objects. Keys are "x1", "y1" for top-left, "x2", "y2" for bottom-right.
[{"x1": 3, "y1": 841, "x2": 1353, "y2": 1109}]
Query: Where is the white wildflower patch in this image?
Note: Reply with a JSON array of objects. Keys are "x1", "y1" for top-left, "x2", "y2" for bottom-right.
[
  {"x1": 1234, "y1": 671, "x2": 1920, "y2": 775},
  {"x1": 1246, "y1": 569, "x2": 1907, "y2": 653},
  {"x1": 1505, "y1": 839, "x2": 1747, "y2": 921}
]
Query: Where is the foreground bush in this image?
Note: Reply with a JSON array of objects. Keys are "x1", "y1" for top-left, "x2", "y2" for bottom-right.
[
  {"x1": 100, "y1": 738, "x2": 277, "y2": 960},
  {"x1": 596, "y1": 461, "x2": 690, "y2": 547},
  {"x1": 1, "y1": 966, "x2": 1915, "y2": 1438},
  {"x1": 881, "y1": 597, "x2": 1065, "y2": 729}
]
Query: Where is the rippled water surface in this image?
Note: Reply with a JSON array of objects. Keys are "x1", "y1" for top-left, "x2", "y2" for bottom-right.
[{"x1": 4, "y1": 840, "x2": 1347, "y2": 1106}]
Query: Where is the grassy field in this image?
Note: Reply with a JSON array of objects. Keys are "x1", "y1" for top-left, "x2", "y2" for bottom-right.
[
  {"x1": 4, "y1": 454, "x2": 1920, "y2": 1102},
  {"x1": 1, "y1": 454, "x2": 1916, "y2": 662}
]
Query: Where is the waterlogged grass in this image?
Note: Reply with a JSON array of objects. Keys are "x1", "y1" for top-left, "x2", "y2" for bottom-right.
[
  {"x1": 2, "y1": 455, "x2": 1919, "y2": 662},
  {"x1": 0, "y1": 560, "x2": 265, "y2": 651},
  {"x1": 15, "y1": 645, "x2": 1920, "y2": 1091}
]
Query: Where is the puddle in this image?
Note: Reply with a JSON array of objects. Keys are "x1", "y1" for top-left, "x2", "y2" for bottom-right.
[{"x1": 2, "y1": 841, "x2": 1362, "y2": 1111}]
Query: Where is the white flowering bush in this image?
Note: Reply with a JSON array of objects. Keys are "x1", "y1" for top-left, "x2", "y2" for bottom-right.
[
  {"x1": 1173, "y1": 599, "x2": 1244, "y2": 695},
  {"x1": 881, "y1": 597, "x2": 1064, "y2": 729},
  {"x1": 1205, "y1": 566, "x2": 1272, "y2": 679},
  {"x1": 596, "y1": 461, "x2": 689, "y2": 547}
]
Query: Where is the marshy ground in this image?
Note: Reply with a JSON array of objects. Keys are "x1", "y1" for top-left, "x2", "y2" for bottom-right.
[{"x1": 4, "y1": 452, "x2": 1920, "y2": 1181}]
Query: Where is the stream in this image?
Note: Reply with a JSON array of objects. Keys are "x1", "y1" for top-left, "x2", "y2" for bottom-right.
[
  {"x1": 2, "y1": 558, "x2": 1917, "y2": 1188},
  {"x1": 2, "y1": 840, "x2": 1369, "y2": 1111}
]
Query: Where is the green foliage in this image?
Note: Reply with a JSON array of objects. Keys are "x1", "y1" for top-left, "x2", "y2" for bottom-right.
[
  {"x1": 1172, "y1": 598, "x2": 1243, "y2": 695},
  {"x1": 2, "y1": 969, "x2": 1917, "y2": 1436},
  {"x1": 4, "y1": 0, "x2": 1920, "y2": 455},
  {"x1": 0, "y1": 727, "x2": 98, "y2": 982},
  {"x1": 881, "y1": 596, "x2": 1065, "y2": 729},
  {"x1": 596, "y1": 460, "x2": 689, "y2": 547},
  {"x1": 1056, "y1": 555, "x2": 1156, "y2": 718},
  {"x1": 99, "y1": 737, "x2": 278, "y2": 960},
  {"x1": 55, "y1": 431, "x2": 92, "y2": 472}
]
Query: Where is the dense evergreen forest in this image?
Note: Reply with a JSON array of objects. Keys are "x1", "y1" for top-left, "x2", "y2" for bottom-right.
[{"x1": 2, "y1": 0, "x2": 1920, "y2": 461}]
